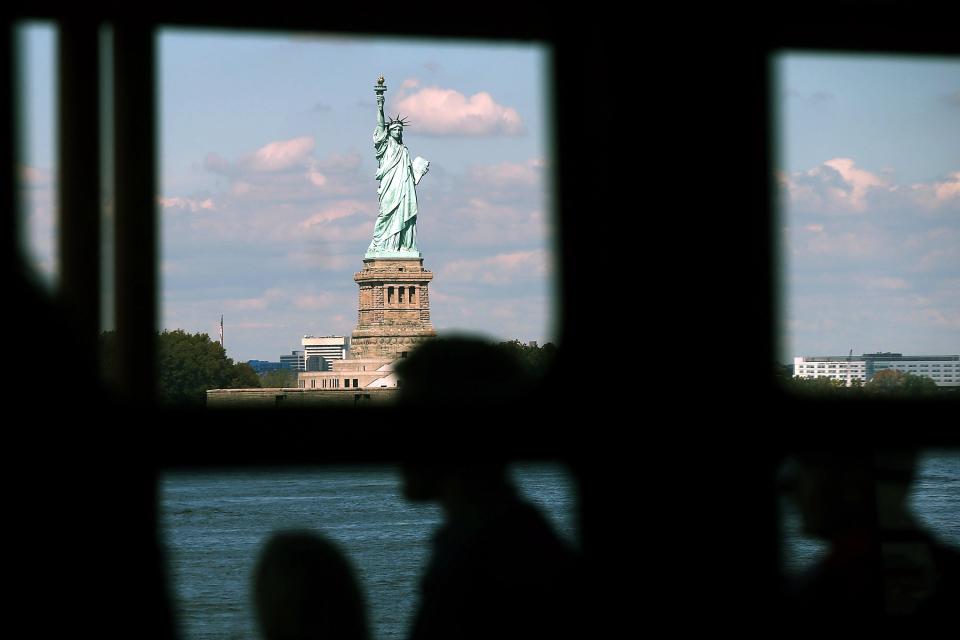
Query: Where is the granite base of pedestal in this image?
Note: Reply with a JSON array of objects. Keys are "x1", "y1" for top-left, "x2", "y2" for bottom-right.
[{"x1": 351, "y1": 257, "x2": 436, "y2": 361}]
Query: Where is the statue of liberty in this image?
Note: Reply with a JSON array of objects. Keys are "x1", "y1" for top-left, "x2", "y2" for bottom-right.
[{"x1": 366, "y1": 75, "x2": 430, "y2": 258}]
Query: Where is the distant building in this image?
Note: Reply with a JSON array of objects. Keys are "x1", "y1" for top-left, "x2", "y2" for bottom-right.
[
  {"x1": 207, "y1": 357, "x2": 402, "y2": 407},
  {"x1": 305, "y1": 355, "x2": 327, "y2": 372},
  {"x1": 794, "y1": 353, "x2": 959, "y2": 387},
  {"x1": 297, "y1": 357, "x2": 399, "y2": 390},
  {"x1": 279, "y1": 350, "x2": 306, "y2": 372},
  {"x1": 247, "y1": 360, "x2": 282, "y2": 374},
  {"x1": 301, "y1": 335, "x2": 348, "y2": 371}
]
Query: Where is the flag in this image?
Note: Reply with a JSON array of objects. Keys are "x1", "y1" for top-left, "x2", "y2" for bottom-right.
[{"x1": 219, "y1": 315, "x2": 224, "y2": 347}]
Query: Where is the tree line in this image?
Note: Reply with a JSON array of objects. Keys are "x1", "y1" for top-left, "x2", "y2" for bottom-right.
[
  {"x1": 100, "y1": 329, "x2": 261, "y2": 406},
  {"x1": 776, "y1": 365, "x2": 948, "y2": 397},
  {"x1": 99, "y1": 331, "x2": 559, "y2": 406}
]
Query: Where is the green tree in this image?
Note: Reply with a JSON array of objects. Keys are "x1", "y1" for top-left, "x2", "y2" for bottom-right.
[
  {"x1": 496, "y1": 339, "x2": 558, "y2": 378},
  {"x1": 262, "y1": 368, "x2": 297, "y2": 388},
  {"x1": 101, "y1": 329, "x2": 261, "y2": 405},
  {"x1": 788, "y1": 375, "x2": 847, "y2": 395},
  {"x1": 230, "y1": 362, "x2": 262, "y2": 389},
  {"x1": 865, "y1": 369, "x2": 939, "y2": 397}
]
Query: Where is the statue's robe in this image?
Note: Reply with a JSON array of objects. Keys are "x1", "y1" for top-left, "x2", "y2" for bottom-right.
[{"x1": 368, "y1": 126, "x2": 420, "y2": 255}]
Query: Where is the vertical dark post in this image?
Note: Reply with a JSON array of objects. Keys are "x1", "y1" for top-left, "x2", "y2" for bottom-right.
[
  {"x1": 112, "y1": 22, "x2": 175, "y2": 637},
  {"x1": 113, "y1": 21, "x2": 157, "y2": 404},
  {"x1": 58, "y1": 18, "x2": 101, "y2": 377}
]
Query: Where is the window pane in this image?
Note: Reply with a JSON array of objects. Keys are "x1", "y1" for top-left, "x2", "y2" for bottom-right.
[
  {"x1": 158, "y1": 30, "x2": 557, "y2": 402},
  {"x1": 774, "y1": 53, "x2": 960, "y2": 381},
  {"x1": 16, "y1": 22, "x2": 58, "y2": 290}
]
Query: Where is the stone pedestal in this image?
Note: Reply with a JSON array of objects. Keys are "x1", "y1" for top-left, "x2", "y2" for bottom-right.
[{"x1": 351, "y1": 258, "x2": 436, "y2": 360}]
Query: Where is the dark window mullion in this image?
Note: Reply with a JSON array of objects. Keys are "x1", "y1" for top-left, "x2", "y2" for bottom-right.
[
  {"x1": 113, "y1": 20, "x2": 156, "y2": 404},
  {"x1": 58, "y1": 17, "x2": 101, "y2": 376}
]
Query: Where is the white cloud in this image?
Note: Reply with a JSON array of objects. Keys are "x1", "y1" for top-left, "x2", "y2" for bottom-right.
[
  {"x1": 822, "y1": 158, "x2": 885, "y2": 210},
  {"x1": 789, "y1": 225, "x2": 886, "y2": 259},
  {"x1": 206, "y1": 145, "x2": 366, "y2": 206},
  {"x1": 427, "y1": 289, "x2": 465, "y2": 305},
  {"x1": 440, "y1": 249, "x2": 549, "y2": 284},
  {"x1": 902, "y1": 307, "x2": 960, "y2": 330},
  {"x1": 245, "y1": 136, "x2": 315, "y2": 172},
  {"x1": 294, "y1": 293, "x2": 336, "y2": 310},
  {"x1": 223, "y1": 288, "x2": 291, "y2": 312},
  {"x1": 856, "y1": 276, "x2": 911, "y2": 291},
  {"x1": 394, "y1": 86, "x2": 523, "y2": 136},
  {"x1": 301, "y1": 201, "x2": 372, "y2": 229},
  {"x1": 781, "y1": 158, "x2": 888, "y2": 214},
  {"x1": 917, "y1": 246, "x2": 960, "y2": 273},
  {"x1": 18, "y1": 164, "x2": 52, "y2": 187},
  {"x1": 432, "y1": 197, "x2": 547, "y2": 247},
  {"x1": 226, "y1": 296, "x2": 270, "y2": 311},
  {"x1": 305, "y1": 221, "x2": 373, "y2": 244},
  {"x1": 911, "y1": 171, "x2": 960, "y2": 207},
  {"x1": 307, "y1": 169, "x2": 328, "y2": 187},
  {"x1": 782, "y1": 160, "x2": 960, "y2": 217},
  {"x1": 313, "y1": 152, "x2": 362, "y2": 172},
  {"x1": 159, "y1": 196, "x2": 216, "y2": 212},
  {"x1": 469, "y1": 159, "x2": 544, "y2": 188},
  {"x1": 933, "y1": 171, "x2": 960, "y2": 202}
]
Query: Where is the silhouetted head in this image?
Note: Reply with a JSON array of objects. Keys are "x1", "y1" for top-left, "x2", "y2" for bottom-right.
[
  {"x1": 393, "y1": 336, "x2": 534, "y2": 409},
  {"x1": 253, "y1": 530, "x2": 369, "y2": 640},
  {"x1": 786, "y1": 451, "x2": 918, "y2": 541}
]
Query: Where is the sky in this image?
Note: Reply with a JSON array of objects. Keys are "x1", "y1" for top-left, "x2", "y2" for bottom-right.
[
  {"x1": 17, "y1": 25, "x2": 556, "y2": 362},
  {"x1": 775, "y1": 52, "x2": 960, "y2": 362}
]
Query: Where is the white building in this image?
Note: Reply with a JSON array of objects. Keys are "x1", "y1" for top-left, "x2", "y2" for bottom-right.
[
  {"x1": 794, "y1": 353, "x2": 959, "y2": 387},
  {"x1": 302, "y1": 336, "x2": 348, "y2": 371},
  {"x1": 793, "y1": 356, "x2": 867, "y2": 386},
  {"x1": 297, "y1": 358, "x2": 399, "y2": 390}
]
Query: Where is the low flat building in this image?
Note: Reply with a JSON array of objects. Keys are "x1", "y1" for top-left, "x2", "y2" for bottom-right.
[
  {"x1": 794, "y1": 353, "x2": 959, "y2": 387},
  {"x1": 247, "y1": 360, "x2": 282, "y2": 374},
  {"x1": 296, "y1": 357, "x2": 399, "y2": 390}
]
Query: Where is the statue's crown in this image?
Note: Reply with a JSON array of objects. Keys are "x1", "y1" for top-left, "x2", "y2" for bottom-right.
[{"x1": 386, "y1": 114, "x2": 411, "y2": 128}]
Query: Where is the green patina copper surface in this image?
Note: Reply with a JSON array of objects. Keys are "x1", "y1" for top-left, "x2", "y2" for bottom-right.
[{"x1": 365, "y1": 76, "x2": 430, "y2": 259}]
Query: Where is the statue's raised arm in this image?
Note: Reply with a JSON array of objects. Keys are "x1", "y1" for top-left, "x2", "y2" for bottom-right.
[
  {"x1": 375, "y1": 74, "x2": 386, "y2": 130},
  {"x1": 365, "y1": 75, "x2": 428, "y2": 259}
]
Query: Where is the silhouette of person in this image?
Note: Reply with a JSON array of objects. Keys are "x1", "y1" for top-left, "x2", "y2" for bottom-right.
[
  {"x1": 393, "y1": 335, "x2": 536, "y2": 409},
  {"x1": 394, "y1": 337, "x2": 580, "y2": 638},
  {"x1": 400, "y1": 461, "x2": 581, "y2": 640},
  {"x1": 781, "y1": 451, "x2": 960, "y2": 619},
  {"x1": 253, "y1": 530, "x2": 370, "y2": 640}
]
